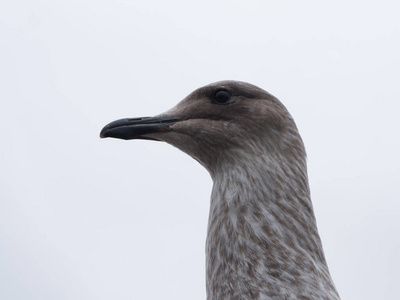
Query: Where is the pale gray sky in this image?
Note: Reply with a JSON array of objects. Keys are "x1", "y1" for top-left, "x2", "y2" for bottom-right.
[{"x1": 1, "y1": 1, "x2": 399, "y2": 299}]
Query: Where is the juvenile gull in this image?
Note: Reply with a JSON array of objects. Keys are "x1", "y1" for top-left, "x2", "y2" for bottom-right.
[{"x1": 100, "y1": 81, "x2": 340, "y2": 299}]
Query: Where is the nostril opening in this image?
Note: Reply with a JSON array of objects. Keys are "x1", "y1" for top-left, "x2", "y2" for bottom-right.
[{"x1": 127, "y1": 117, "x2": 145, "y2": 122}]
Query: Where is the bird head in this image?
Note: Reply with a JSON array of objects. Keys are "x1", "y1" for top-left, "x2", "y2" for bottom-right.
[{"x1": 100, "y1": 81, "x2": 303, "y2": 175}]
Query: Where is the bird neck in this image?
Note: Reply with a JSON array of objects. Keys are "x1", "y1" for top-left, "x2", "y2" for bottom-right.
[{"x1": 205, "y1": 152, "x2": 339, "y2": 299}]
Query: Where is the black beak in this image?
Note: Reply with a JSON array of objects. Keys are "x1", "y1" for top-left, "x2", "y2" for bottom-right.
[{"x1": 100, "y1": 116, "x2": 180, "y2": 141}]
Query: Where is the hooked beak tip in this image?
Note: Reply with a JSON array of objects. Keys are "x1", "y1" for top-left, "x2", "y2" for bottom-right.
[{"x1": 100, "y1": 125, "x2": 110, "y2": 138}]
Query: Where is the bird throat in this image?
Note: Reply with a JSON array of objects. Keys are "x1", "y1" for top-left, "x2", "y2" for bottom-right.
[{"x1": 205, "y1": 154, "x2": 339, "y2": 299}]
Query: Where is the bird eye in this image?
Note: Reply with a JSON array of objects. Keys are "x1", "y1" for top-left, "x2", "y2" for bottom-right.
[{"x1": 213, "y1": 90, "x2": 231, "y2": 104}]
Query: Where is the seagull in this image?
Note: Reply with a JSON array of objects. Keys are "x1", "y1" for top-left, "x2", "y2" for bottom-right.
[{"x1": 100, "y1": 81, "x2": 340, "y2": 300}]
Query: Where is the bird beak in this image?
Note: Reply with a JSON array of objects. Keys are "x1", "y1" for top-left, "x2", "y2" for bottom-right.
[{"x1": 100, "y1": 116, "x2": 180, "y2": 141}]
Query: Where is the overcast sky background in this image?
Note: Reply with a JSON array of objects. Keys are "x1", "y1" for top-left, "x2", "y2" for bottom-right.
[{"x1": 1, "y1": 1, "x2": 399, "y2": 299}]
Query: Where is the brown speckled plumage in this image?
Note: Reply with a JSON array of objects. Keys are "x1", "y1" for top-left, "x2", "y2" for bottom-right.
[{"x1": 101, "y1": 81, "x2": 340, "y2": 299}]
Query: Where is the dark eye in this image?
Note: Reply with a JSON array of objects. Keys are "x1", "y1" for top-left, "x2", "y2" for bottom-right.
[{"x1": 213, "y1": 90, "x2": 231, "y2": 104}]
